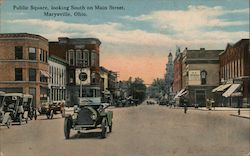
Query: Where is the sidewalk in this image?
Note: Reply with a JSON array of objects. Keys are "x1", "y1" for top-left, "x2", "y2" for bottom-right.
[{"x1": 198, "y1": 107, "x2": 250, "y2": 119}]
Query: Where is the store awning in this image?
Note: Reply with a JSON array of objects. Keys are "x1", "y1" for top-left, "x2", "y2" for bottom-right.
[
  {"x1": 179, "y1": 90, "x2": 188, "y2": 97},
  {"x1": 231, "y1": 92, "x2": 243, "y2": 97},
  {"x1": 174, "y1": 89, "x2": 185, "y2": 99},
  {"x1": 40, "y1": 70, "x2": 50, "y2": 78},
  {"x1": 217, "y1": 84, "x2": 232, "y2": 92},
  {"x1": 212, "y1": 83, "x2": 232, "y2": 92},
  {"x1": 212, "y1": 85, "x2": 223, "y2": 92},
  {"x1": 222, "y1": 84, "x2": 241, "y2": 97}
]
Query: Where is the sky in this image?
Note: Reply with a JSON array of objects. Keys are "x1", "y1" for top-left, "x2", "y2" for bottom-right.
[{"x1": 0, "y1": 0, "x2": 249, "y2": 84}]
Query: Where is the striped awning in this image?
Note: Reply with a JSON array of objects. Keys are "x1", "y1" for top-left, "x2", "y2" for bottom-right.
[
  {"x1": 40, "y1": 70, "x2": 50, "y2": 78},
  {"x1": 212, "y1": 84, "x2": 232, "y2": 92},
  {"x1": 222, "y1": 84, "x2": 241, "y2": 97},
  {"x1": 174, "y1": 89, "x2": 185, "y2": 99}
]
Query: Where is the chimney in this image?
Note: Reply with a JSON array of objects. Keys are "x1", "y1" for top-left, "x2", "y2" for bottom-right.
[{"x1": 200, "y1": 48, "x2": 205, "y2": 51}]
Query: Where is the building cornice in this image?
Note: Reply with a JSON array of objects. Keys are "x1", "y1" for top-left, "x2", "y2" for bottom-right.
[{"x1": 0, "y1": 33, "x2": 48, "y2": 42}]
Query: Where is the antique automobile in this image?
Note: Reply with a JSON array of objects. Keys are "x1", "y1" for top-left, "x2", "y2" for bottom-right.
[
  {"x1": 3, "y1": 93, "x2": 29, "y2": 124},
  {"x1": 0, "y1": 91, "x2": 12, "y2": 128},
  {"x1": 44, "y1": 101, "x2": 65, "y2": 119},
  {"x1": 64, "y1": 99, "x2": 113, "y2": 139},
  {"x1": 22, "y1": 94, "x2": 37, "y2": 120}
]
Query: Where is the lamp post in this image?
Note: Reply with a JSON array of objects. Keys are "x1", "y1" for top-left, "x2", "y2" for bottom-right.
[{"x1": 78, "y1": 59, "x2": 86, "y2": 99}]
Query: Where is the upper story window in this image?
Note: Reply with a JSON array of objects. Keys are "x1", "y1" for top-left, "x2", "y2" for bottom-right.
[
  {"x1": 76, "y1": 50, "x2": 83, "y2": 66},
  {"x1": 68, "y1": 50, "x2": 75, "y2": 66},
  {"x1": 15, "y1": 68, "x2": 22, "y2": 81},
  {"x1": 40, "y1": 49, "x2": 43, "y2": 61},
  {"x1": 29, "y1": 47, "x2": 36, "y2": 60},
  {"x1": 15, "y1": 46, "x2": 23, "y2": 59},
  {"x1": 45, "y1": 51, "x2": 48, "y2": 63},
  {"x1": 91, "y1": 51, "x2": 97, "y2": 67},
  {"x1": 201, "y1": 70, "x2": 207, "y2": 85},
  {"x1": 29, "y1": 68, "x2": 36, "y2": 81},
  {"x1": 83, "y1": 50, "x2": 89, "y2": 67}
]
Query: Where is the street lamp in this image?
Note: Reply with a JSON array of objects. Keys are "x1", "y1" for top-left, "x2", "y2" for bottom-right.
[{"x1": 78, "y1": 59, "x2": 88, "y2": 99}]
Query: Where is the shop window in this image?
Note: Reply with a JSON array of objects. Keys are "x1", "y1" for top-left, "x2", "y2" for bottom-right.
[
  {"x1": 15, "y1": 68, "x2": 22, "y2": 81},
  {"x1": 15, "y1": 46, "x2": 23, "y2": 59},
  {"x1": 201, "y1": 70, "x2": 207, "y2": 85},
  {"x1": 29, "y1": 47, "x2": 36, "y2": 60},
  {"x1": 29, "y1": 68, "x2": 36, "y2": 81}
]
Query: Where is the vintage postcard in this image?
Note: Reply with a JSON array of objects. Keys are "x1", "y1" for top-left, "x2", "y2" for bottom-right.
[{"x1": 0, "y1": 0, "x2": 249, "y2": 156}]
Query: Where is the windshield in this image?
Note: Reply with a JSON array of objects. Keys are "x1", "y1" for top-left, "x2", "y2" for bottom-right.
[
  {"x1": 4, "y1": 96, "x2": 17, "y2": 106},
  {"x1": 0, "y1": 96, "x2": 4, "y2": 107}
]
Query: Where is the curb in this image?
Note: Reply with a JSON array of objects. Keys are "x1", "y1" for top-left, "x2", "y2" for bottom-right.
[{"x1": 230, "y1": 114, "x2": 250, "y2": 119}]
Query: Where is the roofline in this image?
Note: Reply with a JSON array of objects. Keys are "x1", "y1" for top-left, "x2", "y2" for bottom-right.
[{"x1": 0, "y1": 33, "x2": 48, "y2": 42}]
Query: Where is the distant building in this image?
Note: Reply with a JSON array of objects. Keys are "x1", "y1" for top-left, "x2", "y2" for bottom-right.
[
  {"x1": 165, "y1": 52, "x2": 174, "y2": 96},
  {"x1": 49, "y1": 37, "x2": 101, "y2": 105},
  {"x1": 181, "y1": 48, "x2": 223, "y2": 106},
  {"x1": 48, "y1": 55, "x2": 67, "y2": 102},
  {"x1": 0, "y1": 33, "x2": 49, "y2": 108},
  {"x1": 100, "y1": 66, "x2": 118, "y2": 103},
  {"x1": 173, "y1": 47, "x2": 182, "y2": 93},
  {"x1": 214, "y1": 39, "x2": 250, "y2": 107}
]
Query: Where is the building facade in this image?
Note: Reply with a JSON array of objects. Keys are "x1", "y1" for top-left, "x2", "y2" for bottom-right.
[
  {"x1": 173, "y1": 48, "x2": 182, "y2": 93},
  {"x1": 181, "y1": 48, "x2": 223, "y2": 106},
  {"x1": 217, "y1": 39, "x2": 250, "y2": 107},
  {"x1": 165, "y1": 52, "x2": 174, "y2": 96},
  {"x1": 49, "y1": 37, "x2": 101, "y2": 105},
  {"x1": 0, "y1": 33, "x2": 49, "y2": 108},
  {"x1": 48, "y1": 55, "x2": 67, "y2": 103}
]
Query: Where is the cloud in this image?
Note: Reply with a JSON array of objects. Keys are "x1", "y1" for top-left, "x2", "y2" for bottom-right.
[
  {"x1": 3, "y1": 5, "x2": 249, "y2": 83},
  {"x1": 123, "y1": 5, "x2": 249, "y2": 33}
]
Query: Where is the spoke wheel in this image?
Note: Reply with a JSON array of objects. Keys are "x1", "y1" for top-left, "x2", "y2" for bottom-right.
[
  {"x1": 101, "y1": 117, "x2": 108, "y2": 138},
  {"x1": 19, "y1": 114, "x2": 22, "y2": 125},
  {"x1": 6, "y1": 116, "x2": 12, "y2": 128},
  {"x1": 64, "y1": 117, "x2": 71, "y2": 139},
  {"x1": 50, "y1": 110, "x2": 54, "y2": 119}
]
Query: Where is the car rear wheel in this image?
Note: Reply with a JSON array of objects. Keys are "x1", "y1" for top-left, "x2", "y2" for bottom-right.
[
  {"x1": 101, "y1": 117, "x2": 108, "y2": 138},
  {"x1": 34, "y1": 111, "x2": 37, "y2": 120},
  {"x1": 50, "y1": 110, "x2": 53, "y2": 119},
  {"x1": 6, "y1": 116, "x2": 11, "y2": 128},
  {"x1": 19, "y1": 114, "x2": 22, "y2": 125},
  {"x1": 109, "y1": 121, "x2": 112, "y2": 133},
  {"x1": 64, "y1": 117, "x2": 71, "y2": 139}
]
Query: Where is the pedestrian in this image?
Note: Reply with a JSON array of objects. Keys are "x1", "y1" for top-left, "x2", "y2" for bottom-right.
[
  {"x1": 184, "y1": 103, "x2": 187, "y2": 114},
  {"x1": 238, "y1": 108, "x2": 241, "y2": 115}
]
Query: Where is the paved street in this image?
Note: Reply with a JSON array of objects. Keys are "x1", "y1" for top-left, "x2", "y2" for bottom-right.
[{"x1": 0, "y1": 103, "x2": 249, "y2": 156}]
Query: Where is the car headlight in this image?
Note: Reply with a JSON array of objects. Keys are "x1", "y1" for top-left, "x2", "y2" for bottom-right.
[
  {"x1": 91, "y1": 114, "x2": 97, "y2": 120},
  {"x1": 74, "y1": 105, "x2": 80, "y2": 113}
]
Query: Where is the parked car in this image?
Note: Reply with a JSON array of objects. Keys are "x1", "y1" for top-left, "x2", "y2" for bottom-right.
[
  {"x1": 43, "y1": 101, "x2": 65, "y2": 119},
  {"x1": 64, "y1": 99, "x2": 113, "y2": 139},
  {"x1": 3, "y1": 93, "x2": 29, "y2": 124},
  {"x1": 22, "y1": 94, "x2": 37, "y2": 120},
  {"x1": 0, "y1": 91, "x2": 11, "y2": 128}
]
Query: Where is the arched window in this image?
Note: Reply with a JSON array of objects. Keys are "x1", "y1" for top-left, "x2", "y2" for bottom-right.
[{"x1": 201, "y1": 70, "x2": 207, "y2": 85}]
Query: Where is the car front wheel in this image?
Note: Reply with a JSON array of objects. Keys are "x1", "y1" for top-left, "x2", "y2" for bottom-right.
[
  {"x1": 101, "y1": 117, "x2": 108, "y2": 138},
  {"x1": 64, "y1": 117, "x2": 71, "y2": 139}
]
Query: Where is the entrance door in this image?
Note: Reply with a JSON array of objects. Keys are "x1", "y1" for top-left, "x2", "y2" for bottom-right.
[{"x1": 195, "y1": 90, "x2": 206, "y2": 106}]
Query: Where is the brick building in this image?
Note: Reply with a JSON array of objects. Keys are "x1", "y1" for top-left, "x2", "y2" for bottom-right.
[
  {"x1": 0, "y1": 33, "x2": 49, "y2": 108},
  {"x1": 181, "y1": 48, "x2": 223, "y2": 106},
  {"x1": 173, "y1": 48, "x2": 182, "y2": 93},
  {"x1": 215, "y1": 39, "x2": 250, "y2": 107},
  {"x1": 49, "y1": 37, "x2": 101, "y2": 105}
]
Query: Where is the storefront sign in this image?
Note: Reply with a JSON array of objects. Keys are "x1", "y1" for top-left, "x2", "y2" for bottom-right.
[{"x1": 188, "y1": 70, "x2": 201, "y2": 85}]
